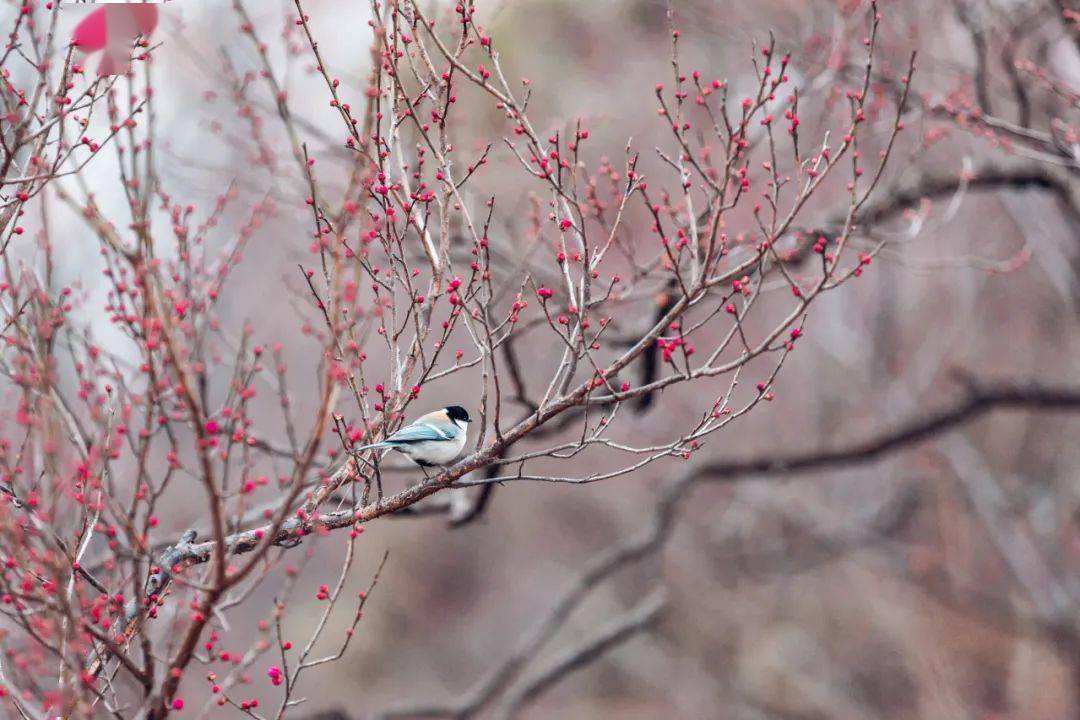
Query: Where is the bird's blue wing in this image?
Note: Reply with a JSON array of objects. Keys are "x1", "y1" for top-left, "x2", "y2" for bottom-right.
[{"x1": 383, "y1": 421, "x2": 454, "y2": 444}]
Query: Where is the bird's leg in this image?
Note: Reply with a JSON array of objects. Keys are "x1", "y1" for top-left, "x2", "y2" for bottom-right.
[
  {"x1": 362, "y1": 468, "x2": 372, "y2": 504},
  {"x1": 373, "y1": 461, "x2": 383, "y2": 502}
]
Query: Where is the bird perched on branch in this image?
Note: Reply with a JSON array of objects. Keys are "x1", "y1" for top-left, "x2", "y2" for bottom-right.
[{"x1": 351, "y1": 405, "x2": 471, "y2": 472}]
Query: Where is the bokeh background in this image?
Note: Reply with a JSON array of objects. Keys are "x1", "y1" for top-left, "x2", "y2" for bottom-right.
[{"x1": 17, "y1": 0, "x2": 1080, "y2": 718}]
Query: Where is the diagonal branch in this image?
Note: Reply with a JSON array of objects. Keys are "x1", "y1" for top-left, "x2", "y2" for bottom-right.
[
  {"x1": 849, "y1": 165, "x2": 1080, "y2": 231},
  {"x1": 498, "y1": 589, "x2": 667, "y2": 720},
  {"x1": 695, "y1": 377, "x2": 1080, "y2": 481}
]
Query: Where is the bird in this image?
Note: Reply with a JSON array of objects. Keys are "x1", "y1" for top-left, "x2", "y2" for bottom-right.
[{"x1": 350, "y1": 405, "x2": 471, "y2": 472}]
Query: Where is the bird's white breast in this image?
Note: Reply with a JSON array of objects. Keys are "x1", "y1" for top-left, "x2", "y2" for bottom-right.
[{"x1": 399, "y1": 425, "x2": 467, "y2": 466}]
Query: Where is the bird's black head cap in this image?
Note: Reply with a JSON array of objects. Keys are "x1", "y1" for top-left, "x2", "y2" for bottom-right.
[{"x1": 445, "y1": 405, "x2": 471, "y2": 423}]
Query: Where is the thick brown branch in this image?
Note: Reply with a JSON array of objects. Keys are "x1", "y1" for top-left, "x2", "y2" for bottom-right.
[
  {"x1": 850, "y1": 165, "x2": 1080, "y2": 230},
  {"x1": 695, "y1": 378, "x2": 1080, "y2": 480}
]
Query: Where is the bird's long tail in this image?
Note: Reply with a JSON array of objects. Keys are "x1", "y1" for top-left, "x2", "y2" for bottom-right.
[
  {"x1": 323, "y1": 441, "x2": 392, "y2": 476},
  {"x1": 350, "y1": 441, "x2": 393, "y2": 452}
]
